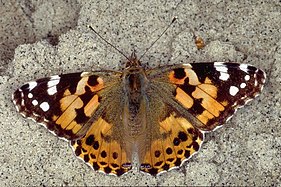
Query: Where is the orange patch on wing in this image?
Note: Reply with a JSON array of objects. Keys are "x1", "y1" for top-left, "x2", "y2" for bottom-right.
[
  {"x1": 221, "y1": 100, "x2": 228, "y2": 106},
  {"x1": 87, "y1": 117, "x2": 113, "y2": 137},
  {"x1": 140, "y1": 112, "x2": 204, "y2": 174},
  {"x1": 75, "y1": 77, "x2": 89, "y2": 95},
  {"x1": 175, "y1": 87, "x2": 194, "y2": 109},
  {"x1": 74, "y1": 117, "x2": 131, "y2": 175},
  {"x1": 168, "y1": 67, "x2": 200, "y2": 86},
  {"x1": 76, "y1": 76, "x2": 104, "y2": 95},
  {"x1": 192, "y1": 87, "x2": 224, "y2": 117},
  {"x1": 142, "y1": 140, "x2": 165, "y2": 169},
  {"x1": 197, "y1": 110, "x2": 215, "y2": 125},
  {"x1": 56, "y1": 97, "x2": 83, "y2": 128},
  {"x1": 185, "y1": 69, "x2": 200, "y2": 85},
  {"x1": 204, "y1": 77, "x2": 212, "y2": 84},
  {"x1": 168, "y1": 72, "x2": 186, "y2": 85},
  {"x1": 52, "y1": 115, "x2": 58, "y2": 121},
  {"x1": 89, "y1": 77, "x2": 104, "y2": 92},
  {"x1": 60, "y1": 95, "x2": 77, "y2": 111},
  {"x1": 63, "y1": 89, "x2": 71, "y2": 96},
  {"x1": 65, "y1": 121, "x2": 82, "y2": 133},
  {"x1": 198, "y1": 84, "x2": 218, "y2": 98},
  {"x1": 84, "y1": 94, "x2": 100, "y2": 116},
  {"x1": 177, "y1": 116, "x2": 195, "y2": 130},
  {"x1": 72, "y1": 124, "x2": 82, "y2": 134},
  {"x1": 65, "y1": 120, "x2": 77, "y2": 130}
]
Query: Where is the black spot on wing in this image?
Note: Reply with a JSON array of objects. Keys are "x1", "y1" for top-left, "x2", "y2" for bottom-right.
[
  {"x1": 190, "y1": 98, "x2": 205, "y2": 115},
  {"x1": 93, "y1": 141, "x2": 99, "y2": 150},
  {"x1": 166, "y1": 147, "x2": 173, "y2": 155},
  {"x1": 74, "y1": 86, "x2": 95, "y2": 124},
  {"x1": 112, "y1": 152, "x2": 118, "y2": 159},
  {"x1": 75, "y1": 145, "x2": 82, "y2": 156},
  {"x1": 192, "y1": 142, "x2": 199, "y2": 151},
  {"x1": 101, "y1": 150, "x2": 107, "y2": 158},
  {"x1": 173, "y1": 137, "x2": 180, "y2": 146},
  {"x1": 56, "y1": 73, "x2": 83, "y2": 94},
  {"x1": 93, "y1": 162, "x2": 100, "y2": 170},
  {"x1": 84, "y1": 154, "x2": 90, "y2": 162},
  {"x1": 173, "y1": 68, "x2": 186, "y2": 79},
  {"x1": 178, "y1": 131, "x2": 188, "y2": 141},
  {"x1": 80, "y1": 86, "x2": 95, "y2": 104},
  {"x1": 179, "y1": 79, "x2": 196, "y2": 95},
  {"x1": 162, "y1": 163, "x2": 170, "y2": 171},
  {"x1": 88, "y1": 75, "x2": 99, "y2": 86},
  {"x1": 191, "y1": 63, "x2": 219, "y2": 83},
  {"x1": 85, "y1": 135, "x2": 95, "y2": 145},
  {"x1": 154, "y1": 150, "x2": 161, "y2": 158},
  {"x1": 155, "y1": 161, "x2": 163, "y2": 167},
  {"x1": 148, "y1": 168, "x2": 158, "y2": 176},
  {"x1": 111, "y1": 163, "x2": 119, "y2": 168},
  {"x1": 104, "y1": 166, "x2": 112, "y2": 174},
  {"x1": 184, "y1": 150, "x2": 190, "y2": 157},
  {"x1": 75, "y1": 107, "x2": 90, "y2": 124},
  {"x1": 177, "y1": 149, "x2": 183, "y2": 155}
]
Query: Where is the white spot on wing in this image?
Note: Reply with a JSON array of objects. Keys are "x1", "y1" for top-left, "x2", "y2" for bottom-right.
[
  {"x1": 214, "y1": 63, "x2": 229, "y2": 81},
  {"x1": 240, "y1": 83, "x2": 246, "y2": 88},
  {"x1": 182, "y1": 63, "x2": 192, "y2": 68},
  {"x1": 47, "y1": 79, "x2": 60, "y2": 88},
  {"x1": 229, "y1": 86, "x2": 239, "y2": 96},
  {"x1": 254, "y1": 79, "x2": 258, "y2": 86},
  {"x1": 21, "y1": 99, "x2": 25, "y2": 107},
  {"x1": 50, "y1": 75, "x2": 60, "y2": 80},
  {"x1": 21, "y1": 112, "x2": 27, "y2": 118},
  {"x1": 47, "y1": 86, "x2": 57, "y2": 95},
  {"x1": 219, "y1": 72, "x2": 230, "y2": 81},
  {"x1": 39, "y1": 102, "x2": 50, "y2": 112},
  {"x1": 81, "y1": 72, "x2": 90, "y2": 77},
  {"x1": 215, "y1": 66, "x2": 228, "y2": 72},
  {"x1": 32, "y1": 100, "x2": 38, "y2": 106},
  {"x1": 28, "y1": 82, "x2": 37, "y2": 91},
  {"x1": 47, "y1": 77, "x2": 60, "y2": 95},
  {"x1": 28, "y1": 93, "x2": 33, "y2": 98},
  {"x1": 214, "y1": 62, "x2": 224, "y2": 66},
  {"x1": 244, "y1": 75, "x2": 250, "y2": 81},
  {"x1": 239, "y1": 64, "x2": 249, "y2": 73}
]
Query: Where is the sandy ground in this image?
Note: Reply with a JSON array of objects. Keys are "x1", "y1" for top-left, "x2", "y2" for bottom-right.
[{"x1": 1, "y1": 0, "x2": 280, "y2": 186}]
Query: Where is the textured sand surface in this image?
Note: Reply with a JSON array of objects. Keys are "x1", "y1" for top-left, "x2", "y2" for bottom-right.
[{"x1": 1, "y1": 0, "x2": 280, "y2": 186}]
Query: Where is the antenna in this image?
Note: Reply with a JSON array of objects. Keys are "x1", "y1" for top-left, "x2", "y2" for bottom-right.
[
  {"x1": 88, "y1": 25, "x2": 131, "y2": 62},
  {"x1": 88, "y1": 17, "x2": 177, "y2": 62},
  {"x1": 139, "y1": 17, "x2": 177, "y2": 61}
]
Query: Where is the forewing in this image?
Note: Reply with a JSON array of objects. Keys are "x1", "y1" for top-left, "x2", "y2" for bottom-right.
[
  {"x1": 12, "y1": 71, "x2": 118, "y2": 140},
  {"x1": 153, "y1": 62, "x2": 266, "y2": 131}
]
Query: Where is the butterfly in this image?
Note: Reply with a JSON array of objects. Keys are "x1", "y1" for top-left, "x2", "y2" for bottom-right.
[{"x1": 12, "y1": 51, "x2": 266, "y2": 176}]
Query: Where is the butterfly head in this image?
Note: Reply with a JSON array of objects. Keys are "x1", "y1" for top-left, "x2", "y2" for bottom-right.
[{"x1": 125, "y1": 52, "x2": 142, "y2": 69}]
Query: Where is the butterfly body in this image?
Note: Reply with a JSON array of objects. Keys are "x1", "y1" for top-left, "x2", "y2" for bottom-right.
[{"x1": 13, "y1": 51, "x2": 266, "y2": 176}]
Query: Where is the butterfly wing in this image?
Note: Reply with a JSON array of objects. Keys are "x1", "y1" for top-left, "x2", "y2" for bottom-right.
[
  {"x1": 12, "y1": 71, "x2": 133, "y2": 175},
  {"x1": 138, "y1": 62, "x2": 266, "y2": 175},
  {"x1": 70, "y1": 117, "x2": 133, "y2": 176},
  {"x1": 151, "y1": 62, "x2": 266, "y2": 131},
  {"x1": 13, "y1": 72, "x2": 109, "y2": 140}
]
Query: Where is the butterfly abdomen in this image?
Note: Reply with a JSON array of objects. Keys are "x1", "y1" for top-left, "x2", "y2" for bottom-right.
[{"x1": 123, "y1": 68, "x2": 150, "y2": 138}]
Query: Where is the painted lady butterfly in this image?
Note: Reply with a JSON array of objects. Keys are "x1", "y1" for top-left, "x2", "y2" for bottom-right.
[
  {"x1": 12, "y1": 52, "x2": 266, "y2": 176},
  {"x1": 12, "y1": 21, "x2": 266, "y2": 176}
]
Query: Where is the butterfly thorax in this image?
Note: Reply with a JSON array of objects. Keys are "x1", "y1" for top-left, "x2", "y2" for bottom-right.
[{"x1": 122, "y1": 53, "x2": 149, "y2": 138}]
